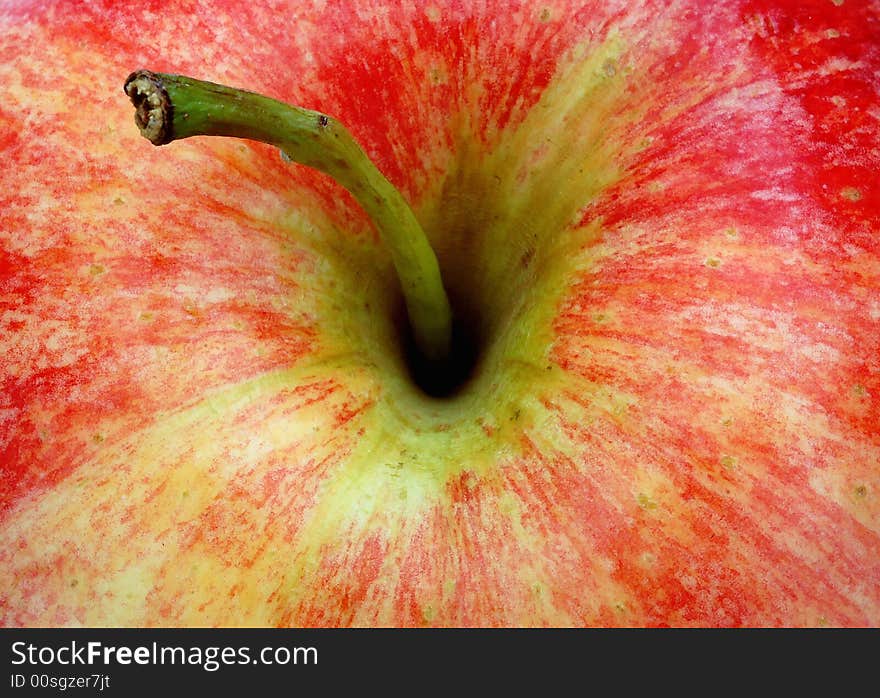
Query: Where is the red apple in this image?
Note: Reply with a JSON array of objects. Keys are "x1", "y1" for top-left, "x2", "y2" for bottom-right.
[{"x1": 1, "y1": 0, "x2": 878, "y2": 627}]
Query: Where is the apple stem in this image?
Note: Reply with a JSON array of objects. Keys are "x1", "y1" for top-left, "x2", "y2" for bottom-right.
[{"x1": 123, "y1": 70, "x2": 452, "y2": 362}]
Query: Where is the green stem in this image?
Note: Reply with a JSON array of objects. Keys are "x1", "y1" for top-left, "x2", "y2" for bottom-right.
[{"x1": 124, "y1": 70, "x2": 452, "y2": 362}]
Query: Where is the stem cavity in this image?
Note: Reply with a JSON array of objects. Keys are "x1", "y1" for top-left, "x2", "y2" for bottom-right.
[{"x1": 124, "y1": 70, "x2": 453, "y2": 362}]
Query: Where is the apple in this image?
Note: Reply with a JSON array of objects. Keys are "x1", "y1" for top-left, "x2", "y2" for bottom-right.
[{"x1": 1, "y1": 0, "x2": 878, "y2": 628}]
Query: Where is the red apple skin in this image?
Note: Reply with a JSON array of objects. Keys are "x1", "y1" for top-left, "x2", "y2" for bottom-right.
[{"x1": 1, "y1": 0, "x2": 878, "y2": 627}]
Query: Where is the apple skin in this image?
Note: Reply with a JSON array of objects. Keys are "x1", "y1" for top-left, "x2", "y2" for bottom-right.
[{"x1": 0, "y1": 0, "x2": 878, "y2": 627}]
